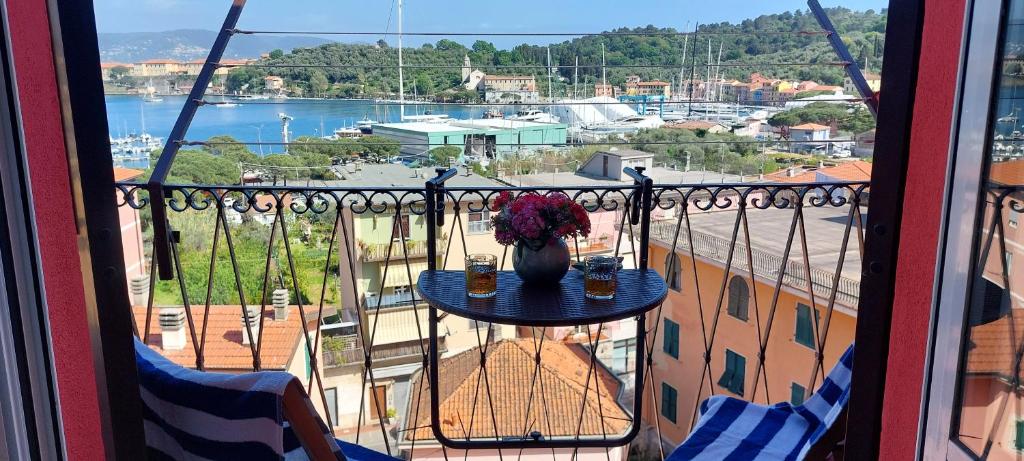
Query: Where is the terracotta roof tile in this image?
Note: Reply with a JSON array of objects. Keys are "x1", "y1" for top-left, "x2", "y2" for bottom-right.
[
  {"x1": 791, "y1": 123, "x2": 831, "y2": 131},
  {"x1": 966, "y1": 309, "x2": 1024, "y2": 381},
  {"x1": 404, "y1": 339, "x2": 627, "y2": 441},
  {"x1": 114, "y1": 167, "x2": 144, "y2": 182},
  {"x1": 990, "y1": 159, "x2": 1024, "y2": 186},
  {"x1": 132, "y1": 305, "x2": 309, "y2": 371},
  {"x1": 821, "y1": 161, "x2": 872, "y2": 182}
]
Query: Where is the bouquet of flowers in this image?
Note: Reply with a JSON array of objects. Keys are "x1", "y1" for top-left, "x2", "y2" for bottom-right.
[{"x1": 490, "y1": 191, "x2": 591, "y2": 247}]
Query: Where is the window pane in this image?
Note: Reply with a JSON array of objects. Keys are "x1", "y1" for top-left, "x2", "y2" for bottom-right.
[
  {"x1": 953, "y1": 1, "x2": 1024, "y2": 456},
  {"x1": 663, "y1": 319, "x2": 679, "y2": 359},
  {"x1": 325, "y1": 387, "x2": 338, "y2": 427}
]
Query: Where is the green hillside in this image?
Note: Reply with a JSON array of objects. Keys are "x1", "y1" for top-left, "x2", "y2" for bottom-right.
[{"x1": 226, "y1": 7, "x2": 886, "y2": 99}]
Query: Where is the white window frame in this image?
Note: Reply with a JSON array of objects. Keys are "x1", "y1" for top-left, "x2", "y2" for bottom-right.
[
  {"x1": 921, "y1": 0, "x2": 1004, "y2": 458},
  {"x1": 467, "y1": 209, "x2": 490, "y2": 234}
]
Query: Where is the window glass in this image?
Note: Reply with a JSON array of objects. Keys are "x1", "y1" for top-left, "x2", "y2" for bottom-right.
[
  {"x1": 612, "y1": 338, "x2": 637, "y2": 374},
  {"x1": 953, "y1": 1, "x2": 1024, "y2": 455},
  {"x1": 325, "y1": 387, "x2": 338, "y2": 427},
  {"x1": 468, "y1": 209, "x2": 490, "y2": 234}
]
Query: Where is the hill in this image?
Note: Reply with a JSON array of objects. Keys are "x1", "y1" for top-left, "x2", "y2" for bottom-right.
[
  {"x1": 223, "y1": 7, "x2": 886, "y2": 98},
  {"x1": 98, "y1": 29, "x2": 335, "y2": 62}
]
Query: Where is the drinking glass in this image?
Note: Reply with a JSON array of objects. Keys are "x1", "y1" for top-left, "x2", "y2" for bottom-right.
[
  {"x1": 465, "y1": 254, "x2": 497, "y2": 298},
  {"x1": 584, "y1": 256, "x2": 618, "y2": 300}
]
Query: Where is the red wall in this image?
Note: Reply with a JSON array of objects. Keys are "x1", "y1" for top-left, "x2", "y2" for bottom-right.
[
  {"x1": 5, "y1": 0, "x2": 107, "y2": 458},
  {"x1": 879, "y1": 0, "x2": 966, "y2": 458}
]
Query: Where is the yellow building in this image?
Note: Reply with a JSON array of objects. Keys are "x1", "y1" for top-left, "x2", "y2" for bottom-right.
[{"x1": 641, "y1": 204, "x2": 862, "y2": 447}]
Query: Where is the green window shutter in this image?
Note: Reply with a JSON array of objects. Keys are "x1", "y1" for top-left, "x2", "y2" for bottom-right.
[
  {"x1": 791, "y1": 383, "x2": 806, "y2": 406},
  {"x1": 718, "y1": 350, "x2": 745, "y2": 396},
  {"x1": 732, "y1": 353, "x2": 746, "y2": 396},
  {"x1": 796, "y1": 303, "x2": 814, "y2": 347},
  {"x1": 661, "y1": 383, "x2": 678, "y2": 423},
  {"x1": 717, "y1": 350, "x2": 734, "y2": 388},
  {"x1": 663, "y1": 319, "x2": 679, "y2": 359},
  {"x1": 1016, "y1": 420, "x2": 1024, "y2": 451}
]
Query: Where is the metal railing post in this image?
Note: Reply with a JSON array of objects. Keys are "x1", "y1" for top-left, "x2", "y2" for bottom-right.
[
  {"x1": 626, "y1": 166, "x2": 654, "y2": 270},
  {"x1": 147, "y1": 0, "x2": 247, "y2": 280}
]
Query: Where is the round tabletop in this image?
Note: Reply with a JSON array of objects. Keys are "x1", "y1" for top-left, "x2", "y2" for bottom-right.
[{"x1": 416, "y1": 269, "x2": 668, "y2": 327}]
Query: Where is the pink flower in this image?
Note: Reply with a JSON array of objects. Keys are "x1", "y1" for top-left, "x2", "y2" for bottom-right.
[{"x1": 490, "y1": 192, "x2": 592, "y2": 246}]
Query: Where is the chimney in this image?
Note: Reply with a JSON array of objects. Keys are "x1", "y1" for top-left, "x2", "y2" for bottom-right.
[
  {"x1": 159, "y1": 308, "x2": 186, "y2": 351},
  {"x1": 684, "y1": 152, "x2": 691, "y2": 172},
  {"x1": 241, "y1": 305, "x2": 260, "y2": 345},
  {"x1": 787, "y1": 167, "x2": 797, "y2": 177},
  {"x1": 273, "y1": 288, "x2": 289, "y2": 321},
  {"x1": 817, "y1": 160, "x2": 825, "y2": 169},
  {"x1": 130, "y1": 274, "x2": 150, "y2": 307}
]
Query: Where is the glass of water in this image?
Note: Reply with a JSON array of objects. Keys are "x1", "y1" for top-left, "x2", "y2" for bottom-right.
[
  {"x1": 584, "y1": 256, "x2": 618, "y2": 300},
  {"x1": 465, "y1": 254, "x2": 497, "y2": 298}
]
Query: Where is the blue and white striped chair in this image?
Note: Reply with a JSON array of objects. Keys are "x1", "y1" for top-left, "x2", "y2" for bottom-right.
[
  {"x1": 135, "y1": 338, "x2": 398, "y2": 461},
  {"x1": 667, "y1": 344, "x2": 854, "y2": 461}
]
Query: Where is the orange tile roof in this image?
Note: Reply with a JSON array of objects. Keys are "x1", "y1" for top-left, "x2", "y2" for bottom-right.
[
  {"x1": 637, "y1": 81, "x2": 670, "y2": 86},
  {"x1": 133, "y1": 305, "x2": 310, "y2": 371},
  {"x1": 101, "y1": 62, "x2": 132, "y2": 69},
  {"x1": 141, "y1": 59, "x2": 179, "y2": 64},
  {"x1": 791, "y1": 123, "x2": 831, "y2": 131},
  {"x1": 763, "y1": 161, "x2": 872, "y2": 183},
  {"x1": 990, "y1": 159, "x2": 1024, "y2": 186},
  {"x1": 965, "y1": 308, "x2": 1024, "y2": 381},
  {"x1": 404, "y1": 339, "x2": 627, "y2": 441},
  {"x1": 820, "y1": 160, "x2": 872, "y2": 182},
  {"x1": 113, "y1": 167, "x2": 144, "y2": 182}
]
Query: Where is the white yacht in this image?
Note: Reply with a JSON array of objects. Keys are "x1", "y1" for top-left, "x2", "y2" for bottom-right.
[{"x1": 509, "y1": 109, "x2": 560, "y2": 124}]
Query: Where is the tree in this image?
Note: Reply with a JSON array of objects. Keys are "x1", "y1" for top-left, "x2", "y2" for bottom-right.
[
  {"x1": 415, "y1": 73, "x2": 435, "y2": 96},
  {"x1": 109, "y1": 65, "x2": 131, "y2": 82},
  {"x1": 429, "y1": 146, "x2": 462, "y2": 166},
  {"x1": 309, "y1": 70, "x2": 330, "y2": 97},
  {"x1": 435, "y1": 39, "x2": 463, "y2": 51},
  {"x1": 472, "y1": 40, "x2": 496, "y2": 54},
  {"x1": 269, "y1": 49, "x2": 284, "y2": 59}
]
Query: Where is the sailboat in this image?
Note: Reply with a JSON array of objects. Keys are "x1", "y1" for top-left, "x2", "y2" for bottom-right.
[{"x1": 142, "y1": 79, "x2": 163, "y2": 103}]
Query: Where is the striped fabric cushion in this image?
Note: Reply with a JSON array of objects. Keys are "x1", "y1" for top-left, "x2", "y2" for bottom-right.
[
  {"x1": 135, "y1": 338, "x2": 346, "y2": 460},
  {"x1": 668, "y1": 344, "x2": 854, "y2": 461}
]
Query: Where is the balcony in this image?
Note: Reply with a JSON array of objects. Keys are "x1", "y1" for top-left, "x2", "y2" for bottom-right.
[
  {"x1": 115, "y1": 175, "x2": 867, "y2": 459},
  {"x1": 360, "y1": 239, "x2": 446, "y2": 263}
]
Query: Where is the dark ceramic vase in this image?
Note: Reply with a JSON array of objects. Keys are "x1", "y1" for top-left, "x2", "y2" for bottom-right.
[{"x1": 513, "y1": 238, "x2": 570, "y2": 285}]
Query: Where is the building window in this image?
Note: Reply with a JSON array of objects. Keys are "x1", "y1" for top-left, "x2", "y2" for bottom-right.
[
  {"x1": 663, "y1": 319, "x2": 680, "y2": 359},
  {"x1": 392, "y1": 214, "x2": 410, "y2": 240},
  {"x1": 612, "y1": 338, "x2": 637, "y2": 374},
  {"x1": 795, "y1": 303, "x2": 820, "y2": 348},
  {"x1": 665, "y1": 253, "x2": 682, "y2": 291},
  {"x1": 790, "y1": 383, "x2": 806, "y2": 406},
  {"x1": 325, "y1": 387, "x2": 339, "y2": 427},
  {"x1": 1011, "y1": 209, "x2": 1020, "y2": 228},
  {"x1": 727, "y1": 276, "x2": 749, "y2": 321},
  {"x1": 1017, "y1": 420, "x2": 1024, "y2": 451},
  {"x1": 717, "y1": 349, "x2": 746, "y2": 396},
  {"x1": 661, "y1": 383, "x2": 678, "y2": 423},
  {"x1": 468, "y1": 209, "x2": 490, "y2": 234}
]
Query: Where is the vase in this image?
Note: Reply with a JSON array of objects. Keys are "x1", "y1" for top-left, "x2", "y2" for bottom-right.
[{"x1": 512, "y1": 238, "x2": 570, "y2": 286}]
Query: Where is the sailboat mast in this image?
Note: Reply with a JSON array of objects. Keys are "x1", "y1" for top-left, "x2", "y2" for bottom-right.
[
  {"x1": 397, "y1": 0, "x2": 405, "y2": 121},
  {"x1": 140, "y1": 104, "x2": 146, "y2": 134},
  {"x1": 601, "y1": 44, "x2": 607, "y2": 88},
  {"x1": 573, "y1": 56, "x2": 579, "y2": 100},
  {"x1": 679, "y1": 22, "x2": 689, "y2": 101},
  {"x1": 705, "y1": 38, "x2": 712, "y2": 102},
  {"x1": 714, "y1": 41, "x2": 724, "y2": 103}
]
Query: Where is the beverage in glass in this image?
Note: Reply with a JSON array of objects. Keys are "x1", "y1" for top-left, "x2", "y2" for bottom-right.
[
  {"x1": 465, "y1": 254, "x2": 497, "y2": 298},
  {"x1": 584, "y1": 256, "x2": 617, "y2": 300}
]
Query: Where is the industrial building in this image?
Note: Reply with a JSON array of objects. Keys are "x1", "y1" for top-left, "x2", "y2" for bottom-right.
[{"x1": 371, "y1": 119, "x2": 568, "y2": 159}]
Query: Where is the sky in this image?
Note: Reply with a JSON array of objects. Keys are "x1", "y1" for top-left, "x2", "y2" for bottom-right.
[{"x1": 93, "y1": 0, "x2": 890, "y2": 48}]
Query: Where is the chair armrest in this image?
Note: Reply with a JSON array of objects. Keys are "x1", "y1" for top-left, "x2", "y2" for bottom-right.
[{"x1": 282, "y1": 379, "x2": 337, "y2": 461}]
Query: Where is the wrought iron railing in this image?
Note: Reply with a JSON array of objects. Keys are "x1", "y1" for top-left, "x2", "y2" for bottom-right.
[{"x1": 116, "y1": 176, "x2": 866, "y2": 459}]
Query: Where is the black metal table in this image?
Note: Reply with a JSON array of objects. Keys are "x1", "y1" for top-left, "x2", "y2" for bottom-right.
[{"x1": 417, "y1": 269, "x2": 667, "y2": 449}]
